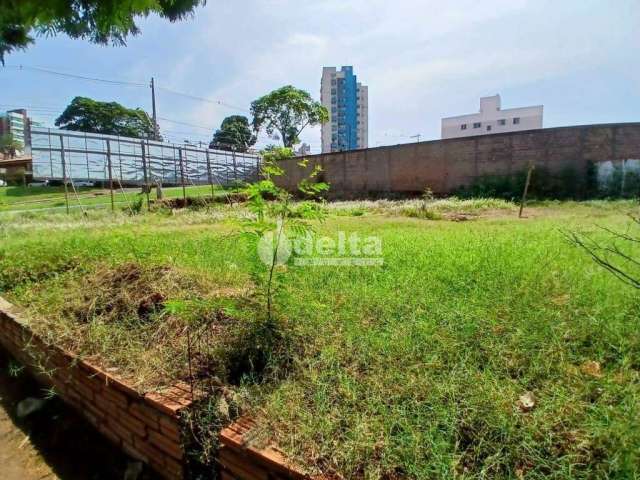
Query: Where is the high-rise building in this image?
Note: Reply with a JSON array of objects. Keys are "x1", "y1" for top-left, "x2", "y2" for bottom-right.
[
  {"x1": 441, "y1": 95, "x2": 543, "y2": 139},
  {"x1": 321, "y1": 66, "x2": 368, "y2": 153},
  {"x1": 0, "y1": 109, "x2": 30, "y2": 151}
]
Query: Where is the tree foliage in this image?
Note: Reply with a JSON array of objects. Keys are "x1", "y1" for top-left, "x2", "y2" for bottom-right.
[
  {"x1": 250, "y1": 86, "x2": 328, "y2": 148},
  {"x1": 0, "y1": 133, "x2": 21, "y2": 158},
  {"x1": 209, "y1": 115, "x2": 256, "y2": 152},
  {"x1": 0, "y1": 0, "x2": 205, "y2": 63},
  {"x1": 55, "y1": 96, "x2": 159, "y2": 139},
  {"x1": 242, "y1": 147, "x2": 329, "y2": 322},
  {"x1": 261, "y1": 145, "x2": 295, "y2": 162}
]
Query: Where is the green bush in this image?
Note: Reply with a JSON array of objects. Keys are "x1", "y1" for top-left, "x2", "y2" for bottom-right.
[{"x1": 457, "y1": 166, "x2": 588, "y2": 200}]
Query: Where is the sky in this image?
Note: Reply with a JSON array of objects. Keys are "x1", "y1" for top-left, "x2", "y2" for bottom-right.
[{"x1": 1, "y1": 0, "x2": 639, "y2": 153}]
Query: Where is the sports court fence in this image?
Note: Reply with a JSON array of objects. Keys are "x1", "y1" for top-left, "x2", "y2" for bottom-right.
[{"x1": 30, "y1": 127, "x2": 261, "y2": 189}]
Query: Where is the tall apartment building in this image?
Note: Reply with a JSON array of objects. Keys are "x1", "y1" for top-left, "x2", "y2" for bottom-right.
[
  {"x1": 441, "y1": 95, "x2": 543, "y2": 139},
  {"x1": 0, "y1": 109, "x2": 30, "y2": 151},
  {"x1": 321, "y1": 66, "x2": 368, "y2": 153}
]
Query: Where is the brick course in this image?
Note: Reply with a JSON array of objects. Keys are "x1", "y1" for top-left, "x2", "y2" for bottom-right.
[
  {"x1": 274, "y1": 123, "x2": 640, "y2": 198},
  {"x1": 0, "y1": 296, "x2": 315, "y2": 480},
  {"x1": 0, "y1": 296, "x2": 189, "y2": 480},
  {"x1": 219, "y1": 418, "x2": 311, "y2": 480}
]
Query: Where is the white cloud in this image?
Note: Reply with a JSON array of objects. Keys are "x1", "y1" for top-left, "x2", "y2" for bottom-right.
[{"x1": 130, "y1": 0, "x2": 640, "y2": 149}]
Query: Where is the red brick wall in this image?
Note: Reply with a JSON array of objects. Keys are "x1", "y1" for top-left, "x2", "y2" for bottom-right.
[
  {"x1": 0, "y1": 297, "x2": 187, "y2": 480},
  {"x1": 0, "y1": 297, "x2": 313, "y2": 480},
  {"x1": 219, "y1": 418, "x2": 310, "y2": 480},
  {"x1": 274, "y1": 123, "x2": 640, "y2": 198}
]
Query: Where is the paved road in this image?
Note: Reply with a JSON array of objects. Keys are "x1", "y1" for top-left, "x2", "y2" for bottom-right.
[{"x1": 0, "y1": 352, "x2": 157, "y2": 480}]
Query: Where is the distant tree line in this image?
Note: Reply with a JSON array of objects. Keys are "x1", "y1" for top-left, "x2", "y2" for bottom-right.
[
  {"x1": 49, "y1": 85, "x2": 328, "y2": 154},
  {"x1": 55, "y1": 97, "x2": 161, "y2": 140}
]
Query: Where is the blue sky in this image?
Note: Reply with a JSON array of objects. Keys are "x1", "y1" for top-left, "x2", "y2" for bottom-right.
[{"x1": 1, "y1": 0, "x2": 638, "y2": 152}]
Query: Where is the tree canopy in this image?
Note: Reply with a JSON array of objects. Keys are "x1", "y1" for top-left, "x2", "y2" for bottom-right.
[
  {"x1": 55, "y1": 97, "x2": 159, "y2": 139},
  {"x1": 0, "y1": 0, "x2": 205, "y2": 63},
  {"x1": 250, "y1": 86, "x2": 328, "y2": 148},
  {"x1": 210, "y1": 115, "x2": 257, "y2": 152},
  {"x1": 0, "y1": 133, "x2": 21, "y2": 158}
]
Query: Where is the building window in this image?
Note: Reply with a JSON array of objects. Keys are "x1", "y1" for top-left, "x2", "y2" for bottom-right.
[
  {"x1": 473, "y1": 122, "x2": 481, "y2": 129},
  {"x1": 498, "y1": 119, "x2": 506, "y2": 126},
  {"x1": 461, "y1": 124, "x2": 467, "y2": 130},
  {"x1": 331, "y1": 88, "x2": 336, "y2": 95},
  {"x1": 486, "y1": 125, "x2": 492, "y2": 131},
  {"x1": 513, "y1": 117, "x2": 520, "y2": 125},
  {"x1": 331, "y1": 79, "x2": 336, "y2": 85}
]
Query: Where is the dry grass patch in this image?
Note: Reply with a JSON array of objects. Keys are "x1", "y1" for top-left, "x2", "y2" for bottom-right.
[{"x1": 13, "y1": 262, "x2": 258, "y2": 391}]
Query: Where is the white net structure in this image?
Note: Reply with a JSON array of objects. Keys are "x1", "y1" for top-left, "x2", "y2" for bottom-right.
[{"x1": 30, "y1": 127, "x2": 260, "y2": 187}]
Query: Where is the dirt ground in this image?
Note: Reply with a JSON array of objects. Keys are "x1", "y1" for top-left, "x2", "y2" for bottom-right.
[{"x1": 0, "y1": 351, "x2": 158, "y2": 480}]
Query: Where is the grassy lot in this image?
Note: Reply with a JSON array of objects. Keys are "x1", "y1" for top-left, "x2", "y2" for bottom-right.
[
  {"x1": 0, "y1": 185, "x2": 225, "y2": 213},
  {"x1": 0, "y1": 198, "x2": 638, "y2": 478}
]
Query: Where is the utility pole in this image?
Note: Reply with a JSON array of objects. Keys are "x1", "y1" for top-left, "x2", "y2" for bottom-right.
[
  {"x1": 410, "y1": 134, "x2": 422, "y2": 143},
  {"x1": 150, "y1": 77, "x2": 158, "y2": 140}
]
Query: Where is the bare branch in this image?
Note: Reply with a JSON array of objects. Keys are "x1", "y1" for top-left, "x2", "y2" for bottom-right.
[{"x1": 565, "y1": 228, "x2": 640, "y2": 289}]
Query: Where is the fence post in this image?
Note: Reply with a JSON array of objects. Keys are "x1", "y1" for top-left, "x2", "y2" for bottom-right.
[
  {"x1": 141, "y1": 140, "x2": 150, "y2": 210},
  {"x1": 179, "y1": 147, "x2": 187, "y2": 203},
  {"x1": 519, "y1": 164, "x2": 535, "y2": 218},
  {"x1": 84, "y1": 135, "x2": 90, "y2": 182},
  {"x1": 60, "y1": 134, "x2": 70, "y2": 215},
  {"x1": 232, "y1": 150, "x2": 238, "y2": 184},
  {"x1": 106, "y1": 140, "x2": 115, "y2": 212},
  {"x1": 206, "y1": 149, "x2": 215, "y2": 198}
]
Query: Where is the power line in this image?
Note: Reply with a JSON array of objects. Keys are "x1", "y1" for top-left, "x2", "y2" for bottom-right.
[
  {"x1": 4, "y1": 64, "x2": 250, "y2": 114},
  {"x1": 157, "y1": 86, "x2": 249, "y2": 112},
  {"x1": 158, "y1": 117, "x2": 216, "y2": 131},
  {"x1": 0, "y1": 102, "x2": 64, "y2": 110},
  {"x1": 2, "y1": 67, "x2": 310, "y2": 148},
  {"x1": 2, "y1": 65, "x2": 146, "y2": 87}
]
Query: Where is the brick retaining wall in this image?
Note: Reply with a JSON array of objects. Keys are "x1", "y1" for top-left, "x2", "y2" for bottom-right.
[
  {"x1": 219, "y1": 418, "x2": 309, "y2": 480},
  {"x1": 0, "y1": 297, "x2": 188, "y2": 479},
  {"x1": 0, "y1": 296, "x2": 313, "y2": 480}
]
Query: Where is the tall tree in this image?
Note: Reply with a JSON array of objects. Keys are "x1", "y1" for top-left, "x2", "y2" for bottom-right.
[
  {"x1": 210, "y1": 115, "x2": 257, "y2": 152},
  {"x1": 55, "y1": 96, "x2": 160, "y2": 139},
  {"x1": 251, "y1": 86, "x2": 328, "y2": 148},
  {"x1": 0, "y1": 0, "x2": 205, "y2": 63}
]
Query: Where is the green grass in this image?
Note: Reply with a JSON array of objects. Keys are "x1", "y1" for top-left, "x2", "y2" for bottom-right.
[
  {"x1": 0, "y1": 197, "x2": 638, "y2": 478},
  {"x1": 0, "y1": 185, "x2": 226, "y2": 213}
]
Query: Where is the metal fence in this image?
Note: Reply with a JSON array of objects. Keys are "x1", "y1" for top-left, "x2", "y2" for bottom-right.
[{"x1": 30, "y1": 127, "x2": 261, "y2": 188}]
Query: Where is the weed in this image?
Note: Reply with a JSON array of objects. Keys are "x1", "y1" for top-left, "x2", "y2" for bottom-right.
[
  {"x1": 7, "y1": 359, "x2": 24, "y2": 377},
  {"x1": 401, "y1": 205, "x2": 442, "y2": 220},
  {"x1": 129, "y1": 195, "x2": 144, "y2": 215},
  {"x1": 1, "y1": 197, "x2": 639, "y2": 479}
]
